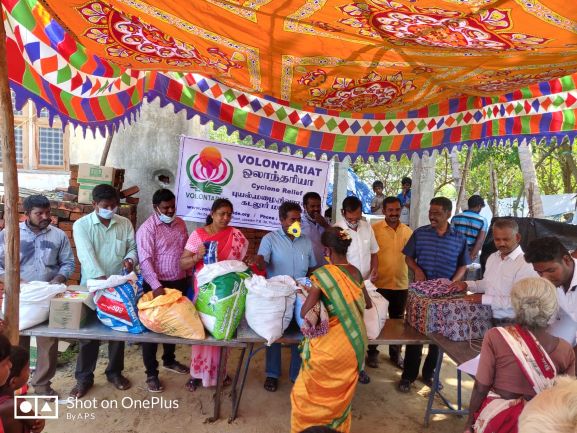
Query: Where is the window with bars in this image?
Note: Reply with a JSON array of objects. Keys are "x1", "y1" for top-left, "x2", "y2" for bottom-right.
[{"x1": 5, "y1": 91, "x2": 69, "y2": 170}]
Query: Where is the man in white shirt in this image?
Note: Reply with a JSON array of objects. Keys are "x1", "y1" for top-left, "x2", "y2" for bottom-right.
[
  {"x1": 335, "y1": 196, "x2": 379, "y2": 281},
  {"x1": 335, "y1": 195, "x2": 379, "y2": 384},
  {"x1": 450, "y1": 219, "x2": 537, "y2": 324},
  {"x1": 300, "y1": 191, "x2": 329, "y2": 268},
  {"x1": 525, "y1": 236, "x2": 577, "y2": 348}
]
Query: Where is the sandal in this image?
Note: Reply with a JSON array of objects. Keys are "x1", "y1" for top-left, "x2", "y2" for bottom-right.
[
  {"x1": 69, "y1": 382, "x2": 93, "y2": 399},
  {"x1": 397, "y1": 379, "x2": 411, "y2": 393},
  {"x1": 107, "y1": 375, "x2": 131, "y2": 391},
  {"x1": 185, "y1": 378, "x2": 202, "y2": 392},
  {"x1": 263, "y1": 377, "x2": 278, "y2": 392},
  {"x1": 146, "y1": 376, "x2": 164, "y2": 393},
  {"x1": 358, "y1": 370, "x2": 371, "y2": 384}
]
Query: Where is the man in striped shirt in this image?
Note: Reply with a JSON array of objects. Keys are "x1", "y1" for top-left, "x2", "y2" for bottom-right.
[
  {"x1": 136, "y1": 189, "x2": 190, "y2": 392},
  {"x1": 398, "y1": 197, "x2": 470, "y2": 393},
  {"x1": 451, "y1": 195, "x2": 488, "y2": 261}
]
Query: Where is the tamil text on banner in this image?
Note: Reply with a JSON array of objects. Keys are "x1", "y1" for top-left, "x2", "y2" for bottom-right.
[{"x1": 175, "y1": 136, "x2": 330, "y2": 231}]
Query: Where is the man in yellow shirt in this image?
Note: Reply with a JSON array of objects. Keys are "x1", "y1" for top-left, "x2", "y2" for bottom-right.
[{"x1": 367, "y1": 196, "x2": 413, "y2": 369}]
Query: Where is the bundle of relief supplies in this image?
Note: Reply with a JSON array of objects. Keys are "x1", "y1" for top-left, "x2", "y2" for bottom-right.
[
  {"x1": 363, "y1": 281, "x2": 389, "y2": 340},
  {"x1": 406, "y1": 278, "x2": 492, "y2": 341},
  {"x1": 87, "y1": 272, "x2": 146, "y2": 333},
  {"x1": 195, "y1": 260, "x2": 251, "y2": 340},
  {"x1": 245, "y1": 275, "x2": 296, "y2": 345},
  {"x1": 4, "y1": 282, "x2": 67, "y2": 330},
  {"x1": 138, "y1": 288, "x2": 205, "y2": 340},
  {"x1": 294, "y1": 278, "x2": 329, "y2": 338}
]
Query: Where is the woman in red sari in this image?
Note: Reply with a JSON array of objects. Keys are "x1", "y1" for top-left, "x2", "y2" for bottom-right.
[
  {"x1": 464, "y1": 277, "x2": 575, "y2": 433},
  {"x1": 180, "y1": 198, "x2": 248, "y2": 391}
]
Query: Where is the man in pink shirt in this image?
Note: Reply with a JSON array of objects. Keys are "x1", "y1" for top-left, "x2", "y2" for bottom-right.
[{"x1": 136, "y1": 189, "x2": 190, "y2": 392}]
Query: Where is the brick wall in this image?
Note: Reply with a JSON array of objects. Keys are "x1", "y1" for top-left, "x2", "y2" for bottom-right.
[
  {"x1": 0, "y1": 199, "x2": 137, "y2": 285},
  {"x1": 238, "y1": 227, "x2": 269, "y2": 258}
]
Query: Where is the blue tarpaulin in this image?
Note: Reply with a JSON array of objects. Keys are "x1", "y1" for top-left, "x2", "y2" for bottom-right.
[{"x1": 326, "y1": 168, "x2": 374, "y2": 214}]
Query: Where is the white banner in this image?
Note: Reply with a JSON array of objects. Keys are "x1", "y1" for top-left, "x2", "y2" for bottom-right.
[{"x1": 175, "y1": 136, "x2": 330, "y2": 231}]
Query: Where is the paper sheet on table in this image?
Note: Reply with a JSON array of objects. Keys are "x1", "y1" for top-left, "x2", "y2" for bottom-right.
[{"x1": 457, "y1": 355, "x2": 480, "y2": 376}]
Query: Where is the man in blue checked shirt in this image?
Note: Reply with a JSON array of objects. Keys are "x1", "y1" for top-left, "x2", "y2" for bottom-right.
[
  {"x1": 255, "y1": 201, "x2": 316, "y2": 393},
  {"x1": 398, "y1": 196, "x2": 470, "y2": 393},
  {"x1": 0, "y1": 195, "x2": 75, "y2": 396},
  {"x1": 451, "y1": 194, "x2": 488, "y2": 261}
]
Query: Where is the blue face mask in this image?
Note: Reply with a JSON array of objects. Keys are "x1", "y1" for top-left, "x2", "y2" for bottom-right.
[
  {"x1": 97, "y1": 207, "x2": 117, "y2": 220},
  {"x1": 158, "y1": 212, "x2": 175, "y2": 224}
]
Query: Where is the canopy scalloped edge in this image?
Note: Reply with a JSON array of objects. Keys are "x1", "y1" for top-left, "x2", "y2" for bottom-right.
[
  {"x1": 5, "y1": 0, "x2": 577, "y2": 161},
  {"x1": 9, "y1": 78, "x2": 577, "y2": 162}
]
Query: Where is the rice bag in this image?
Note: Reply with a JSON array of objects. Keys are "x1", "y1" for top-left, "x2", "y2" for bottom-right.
[
  {"x1": 88, "y1": 272, "x2": 146, "y2": 333},
  {"x1": 195, "y1": 260, "x2": 251, "y2": 340},
  {"x1": 138, "y1": 288, "x2": 205, "y2": 340},
  {"x1": 245, "y1": 275, "x2": 297, "y2": 345}
]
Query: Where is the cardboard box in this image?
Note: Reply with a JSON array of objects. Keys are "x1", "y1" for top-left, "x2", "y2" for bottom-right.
[
  {"x1": 78, "y1": 184, "x2": 95, "y2": 204},
  {"x1": 49, "y1": 290, "x2": 93, "y2": 329},
  {"x1": 77, "y1": 164, "x2": 115, "y2": 185}
]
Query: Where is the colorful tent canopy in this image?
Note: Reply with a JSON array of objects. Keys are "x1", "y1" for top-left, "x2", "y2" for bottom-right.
[{"x1": 4, "y1": 0, "x2": 577, "y2": 159}]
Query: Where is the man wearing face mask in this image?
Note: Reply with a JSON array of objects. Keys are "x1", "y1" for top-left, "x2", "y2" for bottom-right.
[
  {"x1": 255, "y1": 201, "x2": 316, "y2": 392},
  {"x1": 335, "y1": 196, "x2": 379, "y2": 384},
  {"x1": 70, "y1": 184, "x2": 138, "y2": 398},
  {"x1": 335, "y1": 196, "x2": 379, "y2": 282},
  {"x1": 0, "y1": 195, "x2": 75, "y2": 396},
  {"x1": 300, "y1": 191, "x2": 329, "y2": 268},
  {"x1": 136, "y1": 189, "x2": 190, "y2": 393}
]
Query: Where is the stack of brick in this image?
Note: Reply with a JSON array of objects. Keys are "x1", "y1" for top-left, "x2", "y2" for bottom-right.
[{"x1": 0, "y1": 198, "x2": 137, "y2": 286}]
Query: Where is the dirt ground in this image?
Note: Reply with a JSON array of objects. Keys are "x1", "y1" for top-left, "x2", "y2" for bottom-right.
[{"x1": 39, "y1": 343, "x2": 473, "y2": 433}]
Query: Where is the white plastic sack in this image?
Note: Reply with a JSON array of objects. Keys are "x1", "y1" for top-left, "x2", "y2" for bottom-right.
[
  {"x1": 363, "y1": 281, "x2": 388, "y2": 340},
  {"x1": 364, "y1": 280, "x2": 379, "y2": 292},
  {"x1": 196, "y1": 260, "x2": 248, "y2": 287},
  {"x1": 13, "y1": 282, "x2": 67, "y2": 330},
  {"x1": 86, "y1": 272, "x2": 138, "y2": 292},
  {"x1": 245, "y1": 275, "x2": 297, "y2": 345}
]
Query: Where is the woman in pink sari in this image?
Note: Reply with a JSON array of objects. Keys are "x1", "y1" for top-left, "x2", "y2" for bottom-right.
[
  {"x1": 464, "y1": 277, "x2": 575, "y2": 433},
  {"x1": 180, "y1": 198, "x2": 248, "y2": 391}
]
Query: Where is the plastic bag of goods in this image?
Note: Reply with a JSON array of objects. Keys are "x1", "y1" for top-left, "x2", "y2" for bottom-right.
[
  {"x1": 5, "y1": 282, "x2": 67, "y2": 330},
  {"x1": 245, "y1": 275, "x2": 297, "y2": 345},
  {"x1": 294, "y1": 277, "x2": 312, "y2": 328},
  {"x1": 195, "y1": 260, "x2": 251, "y2": 340},
  {"x1": 138, "y1": 288, "x2": 205, "y2": 340},
  {"x1": 87, "y1": 272, "x2": 146, "y2": 333},
  {"x1": 363, "y1": 280, "x2": 388, "y2": 340}
]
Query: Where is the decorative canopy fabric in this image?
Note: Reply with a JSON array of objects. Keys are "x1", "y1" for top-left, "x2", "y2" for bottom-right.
[{"x1": 4, "y1": 0, "x2": 577, "y2": 159}]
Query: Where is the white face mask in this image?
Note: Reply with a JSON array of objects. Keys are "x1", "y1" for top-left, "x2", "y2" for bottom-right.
[
  {"x1": 97, "y1": 207, "x2": 117, "y2": 220},
  {"x1": 158, "y1": 212, "x2": 175, "y2": 224},
  {"x1": 345, "y1": 220, "x2": 359, "y2": 230}
]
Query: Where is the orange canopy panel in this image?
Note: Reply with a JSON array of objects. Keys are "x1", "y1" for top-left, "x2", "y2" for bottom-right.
[{"x1": 4, "y1": 0, "x2": 577, "y2": 158}]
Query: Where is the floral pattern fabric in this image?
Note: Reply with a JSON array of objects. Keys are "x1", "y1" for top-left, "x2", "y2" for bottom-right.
[{"x1": 5, "y1": 0, "x2": 577, "y2": 160}]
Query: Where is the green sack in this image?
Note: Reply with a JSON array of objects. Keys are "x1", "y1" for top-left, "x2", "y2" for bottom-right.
[{"x1": 195, "y1": 261, "x2": 251, "y2": 340}]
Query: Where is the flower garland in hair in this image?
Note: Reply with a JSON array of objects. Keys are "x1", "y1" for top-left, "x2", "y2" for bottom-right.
[{"x1": 338, "y1": 229, "x2": 352, "y2": 241}]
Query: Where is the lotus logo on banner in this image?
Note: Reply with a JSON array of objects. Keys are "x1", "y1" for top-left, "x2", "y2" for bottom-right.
[{"x1": 186, "y1": 147, "x2": 233, "y2": 194}]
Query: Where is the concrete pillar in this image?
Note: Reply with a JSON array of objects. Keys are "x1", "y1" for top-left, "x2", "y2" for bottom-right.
[
  {"x1": 410, "y1": 151, "x2": 437, "y2": 229},
  {"x1": 106, "y1": 99, "x2": 209, "y2": 226},
  {"x1": 332, "y1": 157, "x2": 350, "y2": 224}
]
